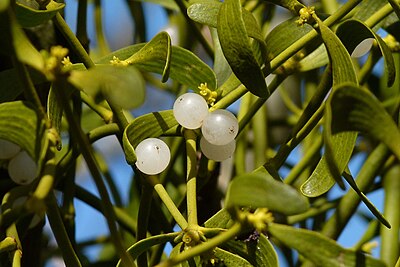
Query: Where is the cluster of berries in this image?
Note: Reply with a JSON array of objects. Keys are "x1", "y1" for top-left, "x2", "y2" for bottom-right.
[
  {"x1": 0, "y1": 139, "x2": 38, "y2": 185},
  {"x1": 135, "y1": 92, "x2": 239, "y2": 175}
]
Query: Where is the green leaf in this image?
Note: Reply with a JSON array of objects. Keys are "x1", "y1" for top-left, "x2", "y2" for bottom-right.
[
  {"x1": 97, "y1": 42, "x2": 217, "y2": 91},
  {"x1": 336, "y1": 19, "x2": 396, "y2": 87},
  {"x1": 268, "y1": 223, "x2": 386, "y2": 267},
  {"x1": 122, "y1": 110, "x2": 179, "y2": 165},
  {"x1": 68, "y1": 65, "x2": 145, "y2": 109},
  {"x1": 225, "y1": 172, "x2": 309, "y2": 215},
  {"x1": 214, "y1": 248, "x2": 252, "y2": 266},
  {"x1": 0, "y1": 68, "x2": 46, "y2": 103},
  {"x1": 15, "y1": 0, "x2": 65, "y2": 27},
  {"x1": 188, "y1": 1, "x2": 265, "y2": 45},
  {"x1": 328, "y1": 83, "x2": 400, "y2": 161},
  {"x1": 124, "y1": 31, "x2": 171, "y2": 83},
  {"x1": 265, "y1": 17, "x2": 314, "y2": 62},
  {"x1": 204, "y1": 208, "x2": 234, "y2": 229},
  {"x1": 217, "y1": 0, "x2": 268, "y2": 98},
  {"x1": 301, "y1": 18, "x2": 359, "y2": 197},
  {"x1": 0, "y1": 101, "x2": 46, "y2": 163},
  {"x1": 116, "y1": 232, "x2": 179, "y2": 267},
  {"x1": 0, "y1": 5, "x2": 44, "y2": 71}
]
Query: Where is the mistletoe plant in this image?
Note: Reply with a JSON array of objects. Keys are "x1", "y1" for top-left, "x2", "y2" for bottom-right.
[{"x1": 0, "y1": 0, "x2": 400, "y2": 266}]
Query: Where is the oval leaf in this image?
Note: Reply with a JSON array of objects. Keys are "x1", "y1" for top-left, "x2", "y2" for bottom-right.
[
  {"x1": 217, "y1": 0, "x2": 268, "y2": 98},
  {"x1": 225, "y1": 172, "x2": 309, "y2": 215},
  {"x1": 214, "y1": 248, "x2": 252, "y2": 266},
  {"x1": 0, "y1": 101, "x2": 46, "y2": 163},
  {"x1": 122, "y1": 110, "x2": 179, "y2": 165},
  {"x1": 329, "y1": 83, "x2": 400, "y2": 160},
  {"x1": 268, "y1": 223, "x2": 386, "y2": 267},
  {"x1": 97, "y1": 43, "x2": 217, "y2": 91},
  {"x1": 15, "y1": 0, "x2": 65, "y2": 27},
  {"x1": 68, "y1": 65, "x2": 145, "y2": 109}
]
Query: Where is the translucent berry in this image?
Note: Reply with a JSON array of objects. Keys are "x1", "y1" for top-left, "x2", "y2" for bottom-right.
[
  {"x1": 201, "y1": 109, "x2": 239, "y2": 145},
  {"x1": 8, "y1": 151, "x2": 38, "y2": 185},
  {"x1": 135, "y1": 138, "x2": 171, "y2": 175},
  {"x1": 200, "y1": 137, "x2": 236, "y2": 161},
  {"x1": 173, "y1": 93, "x2": 209, "y2": 129},
  {"x1": 0, "y1": 139, "x2": 21, "y2": 159}
]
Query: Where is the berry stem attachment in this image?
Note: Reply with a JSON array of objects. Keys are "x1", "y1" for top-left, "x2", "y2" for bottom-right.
[{"x1": 184, "y1": 129, "x2": 198, "y2": 227}]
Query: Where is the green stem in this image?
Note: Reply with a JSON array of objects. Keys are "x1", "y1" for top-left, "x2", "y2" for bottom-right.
[
  {"x1": 46, "y1": 193, "x2": 82, "y2": 267},
  {"x1": 53, "y1": 13, "x2": 95, "y2": 69},
  {"x1": 321, "y1": 143, "x2": 391, "y2": 239},
  {"x1": 76, "y1": 0, "x2": 89, "y2": 52},
  {"x1": 0, "y1": 237, "x2": 17, "y2": 253},
  {"x1": 156, "y1": 222, "x2": 242, "y2": 267},
  {"x1": 184, "y1": 130, "x2": 198, "y2": 227},
  {"x1": 364, "y1": 2, "x2": 396, "y2": 28},
  {"x1": 11, "y1": 250, "x2": 22, "y2": 267},
  {"x1": 380, "y1": 164, "x2": 400, "y2": 266},
  {"x1": 94, "y1": 0, "x2": 110, "y2": 55},
  {"x1": 147, "y1": 175, "x2": 188, "y2": 229},
  {"x1": 54, "y1": 79, "x2": 135, "y2": 267},
  {"x1": 287, "y1": 198, "x2": 339, "y2": 225},
  {"x1": 80, "y1": 92, "x2": 113, "y2": 123},
  {"x1": 137, "y1": 183, "x2": 153, "y2": 267}
]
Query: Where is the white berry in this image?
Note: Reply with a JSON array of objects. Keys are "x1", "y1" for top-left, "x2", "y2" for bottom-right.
[
  {"x1": 173, "y1": 93, "x2": 209, "y2": 129},
  {"x1": 8, "y1": 151, "x2": 38, "y2": 185},
  {"x1": 135, "y1": 138, "x2": 171, "y2": 175},
  {"x1": 201, "y1": 109, "x2": 239, "y2": 145},
  {"x1": 0, "y1": 139, "x2": 21, "y2": 159},
  {"x1": 200, "y1": 137, "x2": 236, "y2": 161}
]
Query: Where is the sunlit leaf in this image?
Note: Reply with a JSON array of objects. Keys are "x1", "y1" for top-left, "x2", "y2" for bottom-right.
[
  {"x1": 68, "y1": 65, "x2": 145, "y2": 109},
  {"x1": 15, "y1": 0, "x2": 65, "y2": 27},
  {"x1": 97, "y1": 43, "x2": 217, "y2": 91},
  {"x1": 336, "y1": 19, "x2": 395, "y2": 86},
  {"x1": 0, "y1": 101, "x2": 47, "y2": 165},
  {"x1": 268, "y1": 223, "x2": 386, "y2": 267},
  {"x1": 225, "y1": 172, "x2": 309, "y2": 215},
  {"x1": 204, "y1": 208, "x2": 233, "y2": 229},
  {"x1": 116, "y1": 232, "x2": 179, "y2": 267},
  {"x1": 217, "y1": 0, "x2": 268, "y2": 98},
  {"x1": 214, "y1": 248, "x2": 252, "y2": 266},
  {"x1": 122, "y1": 110, "x2": 179, "y2": 165},
  {"x1": 301, "y1": 17, "x2": 359, "y2": 197},
  {"x1": 124, "y1": 31, "x2": 171, "y2": 82}
]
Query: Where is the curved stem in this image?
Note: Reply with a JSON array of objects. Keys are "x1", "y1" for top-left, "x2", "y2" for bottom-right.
[{"x1": 156, "y1": 222, "x2": 242, "y2": 267}]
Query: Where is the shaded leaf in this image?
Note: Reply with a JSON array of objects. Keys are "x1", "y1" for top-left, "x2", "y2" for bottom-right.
[
  {"x1": 0, "y1": 101, "x2": 46, "y2": 164},
  {"x1": 68, "y1": 65, "x2": 145, "y2": 109},
  {"x1": 97, "y1": 43, "x2": 217, "y2": 91},
  {"x1": 268, "y1": 223, "x2": 386, "y2": 267},
  {"x1": 336, "y1": 19, "x2": 395, "y2": 86},
  {"x1": 328, "y1": 83, "x2": 400, "y2": 161},
  {"x1": 225, "y1": 172, "x2": 309, "y2": 215},
  {"x1": 217, "y1": 0, "x2": 268, "y2": 98},
  {"x1": 0, "y1": 5, "x2": 44, "y2": 71},
  {"x1": 15, "y1": 0, "x2": 65, "y2": 27},
  {"x1": 123, "y1": 110, "x2": 179, "y2": 165},
  {"x1": 263, "y1": 0, "x2": 304, "y2": 14},
  {"x1": 301, "y1": 18, "x2": 359, "y2": 197},
  {"x1": 223, "y1": 234, "x2": 279, "y2": 267},
  {"x1": 188, "y1": 1, "x2": 265, "y2": 45},
  {"x1": 124, "y1": 31, "x2": 171, "y2": 83}
]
